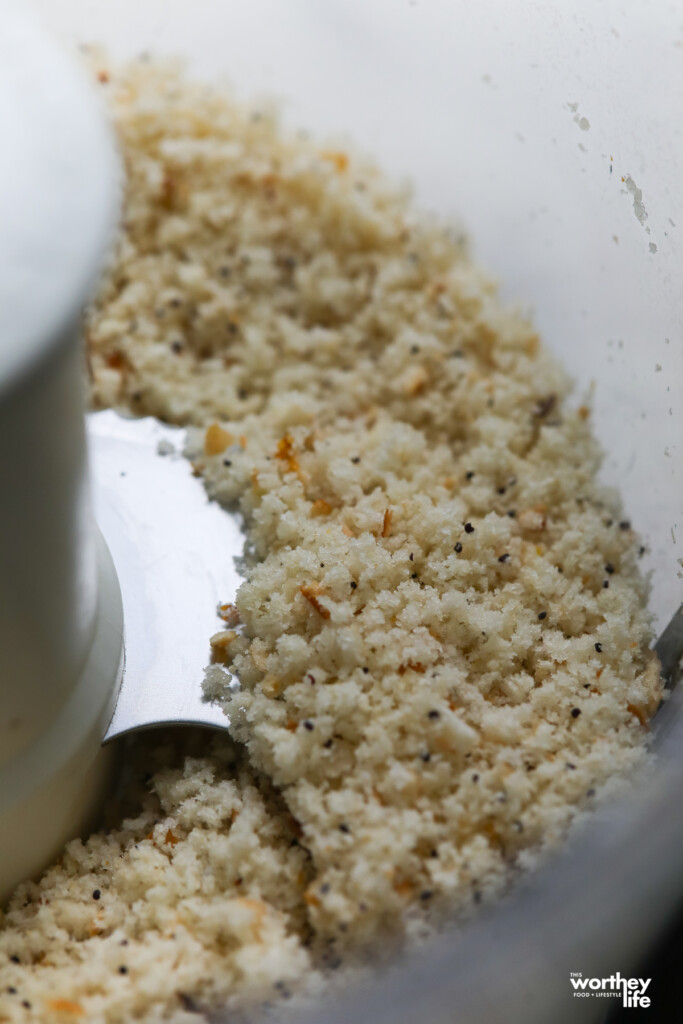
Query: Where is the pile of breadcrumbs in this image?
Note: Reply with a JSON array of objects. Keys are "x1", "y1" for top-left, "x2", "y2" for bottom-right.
[{"x1": 0, "y1": 58, "x2": 662, "y2": 1023}]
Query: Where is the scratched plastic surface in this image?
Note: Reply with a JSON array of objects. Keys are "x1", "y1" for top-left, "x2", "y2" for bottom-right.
[{"x1": 33, "y1": 3, "x2": 683, "y2": 1023}]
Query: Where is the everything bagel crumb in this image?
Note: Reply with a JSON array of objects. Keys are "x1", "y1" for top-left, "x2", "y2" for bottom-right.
[{"x1": 0, "y1": 58, "x2": 661, "y2": 1023}]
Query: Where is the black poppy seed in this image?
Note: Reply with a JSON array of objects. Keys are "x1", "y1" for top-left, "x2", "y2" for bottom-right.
[
  {"x1": 92, "y1": 890, "x2": 101, "y2": 901},
  {"x1": 464, "y1": 522, "x2": 474, "y2": 533},
  {"x1": 411, "y1": 572, "x2": 418, "y2": 579},
  {"x1": 170, "y1": 340, "x2": 183, "y2": 353},
  {"x1": 307, "y1": 674, "x2": 316, "y2": 685},
  {"x1": 472, "y1": 773, "x2": 479, "y2": 782},
  {"x1": 10, "y1": 956, "x2": 19, "y2": 964},
  {"x1": 303, "y1": 720, "x2": 314, "y2": 731},
  {"x1": 430, "y1": 849, "x2": 439, "y2": 858},
  {"x1": 339, "y1": 824, "x2": 350, "y2": 834},
  {"x1": 497, "y1": 486, "x2": 506, "y2": 495},
  {"x1": 605, "y1": 518, "x2": 613, "y2": 527},
  {"x1": 22, "y1": 1002, "x2": 31, "y2": 1010},
  {"x1": 595, "y1": 642, "x2": 603, "y2": 652},
  {"x1": 619, "y1": 520, "x2": 631, "y2": 530},
  {"x1": 118, "y1": 965, "x2": 128, "y2": 975},
  {"x1": 320, "y1": 562, "x2": 325, "y2": 567},
  {"x1": 602, "y1": 579, "x2": 609, "y2": 589},
  {"x1": 428, "y1": 710, "x2": 440, "y2": 720},
  {"x1": 421, "y1": 752, "x2": 431, "y2": 763},
  {"x1": 454, "y1": 542, "x2": 463, "y2": 553},
  {"x1": 584, "y1": 683, "x2": 591, "y2": 689},
  {"x1": 473, "y1": 892, "x2": 483, "y2": 905},
  {"x1": 507, "y1": 510, "x2": 517, "y2": 518},
  {"x1": 320, "y1": 884, "x2": 331, "y2": 895},
  {"x1": 538, "y1": 611, "x2": 547, "y2": 620},
  {"x1": 350, "y1": 581, "x2": 357, "y2": 589},
  {"x1": 605, "y1": 563, "x2": 615, "y2": 574},
  {"x1": 571, "y1": 708, "x2": 581, "y2": 718},
  {"x1": 238, "y1": 388, "x2": 249, "y2": 400},
  {"x1": 498, "y1": 553, "x2": 509, "y2": 563},
  {"x1": 351, "y1": 456, "x2": 361, "y2": 464},
  {"x1": 223, "y1": 459, "x2": 232, "y2": 467},
  {"x1": 120, "y1": 939, "x2": 129, "y2": 946},
  {"x1": 466, "y1": 471, "x2": 475, "y2": 480},
  {"x1": 409, "y1": 552, "x2": 414, "y2": 561},
  {"x1": 410, "y1": 345, "x2": 420, "y2": 354},
  {"x1": 7, "y1": 987, "x2": 17, "y2": 994},
  {"x1": 587, "y1": 788, "x2": 596, "y2": 797},
  {"x1": 566, "y1": 762, "x2": 576, "y2": 770},
  {"x1": 638, "y1": 545, "x2": 646, "y2": 557},
  {"x1": 420, "y1": 891, "x2": 433, "y2": 901},
  {"x1": 362, "y1": 667, "x2": 369, "y2": 674},
  {"x1": 512, "y1": 820, "x2": 524, "y2": 833},
  {"x1": 451, "y1": 349, "x2": 464, "y2": 358},
  {"x1": 324, "y1": 739, "x2": 333, "y2": 748}
]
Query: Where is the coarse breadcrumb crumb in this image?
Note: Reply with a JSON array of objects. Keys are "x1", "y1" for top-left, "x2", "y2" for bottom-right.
[{"x1": 0, "y1": 57, "x2": 662, "y2": 1022}]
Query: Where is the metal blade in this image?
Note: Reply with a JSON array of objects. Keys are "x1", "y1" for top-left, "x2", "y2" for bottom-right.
[{"x1": 87, "y1": 410, "x2": 240, "y2": 742}]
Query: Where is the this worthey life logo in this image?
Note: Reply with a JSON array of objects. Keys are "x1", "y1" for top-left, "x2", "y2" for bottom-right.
[{"x1": 570, "y1": 973, "x2": 651, "y2": 1008}]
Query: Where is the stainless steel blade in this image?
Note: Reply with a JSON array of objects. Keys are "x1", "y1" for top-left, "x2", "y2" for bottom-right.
[{"x1": 87, "y1": 410, "x2": 239, "y2": 742}]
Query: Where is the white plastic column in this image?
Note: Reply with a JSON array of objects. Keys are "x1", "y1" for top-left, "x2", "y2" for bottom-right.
[{"x1": 0, "y1": 7, "x2": 122, "y2": 901}]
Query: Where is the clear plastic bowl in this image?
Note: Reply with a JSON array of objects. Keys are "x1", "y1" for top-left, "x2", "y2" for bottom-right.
[{"x1": 32, "y1": 2, "x2": 683, "y2": 1021}]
